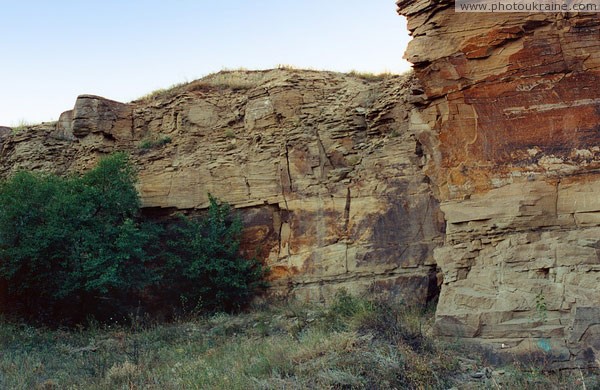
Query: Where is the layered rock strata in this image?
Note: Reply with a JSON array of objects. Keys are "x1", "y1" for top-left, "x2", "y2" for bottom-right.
[
  {"x1": 398, "y1": 0, "x2": 600, "y2": 367},
  {"x1": 0, "y1": 69, "x2": 443, "y2": 305}
]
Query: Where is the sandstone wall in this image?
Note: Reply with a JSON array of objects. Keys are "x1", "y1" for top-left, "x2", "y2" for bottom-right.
[
  {"x1": 5, "y1": 1, "x2": 595, "y2": 367},
  {"x1": 398, "y1": 0, "x2": 600, "y2": 367},
  {"x1": 0, "y1": 69, "x2": 443, "y2": 305}
]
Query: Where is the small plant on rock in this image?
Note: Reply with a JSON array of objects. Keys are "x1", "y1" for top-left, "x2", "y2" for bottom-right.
[
  {"x1": 535, "y1": 291, "x2": 548, "y2": 324},
  {"x1": 139, "y1": 136, "x2": 172, "y2": 150}
]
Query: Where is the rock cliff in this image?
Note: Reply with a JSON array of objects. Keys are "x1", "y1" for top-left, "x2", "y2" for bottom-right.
[
  {"x1": 3, "y1": 1, "x2": 599, "y2": 368},
  {"x1": 398, "y1": 0, "x2": 600, "y2": 367},
  {"x1": 0, "y1": 69, "x2": 443, "y2": 305}
]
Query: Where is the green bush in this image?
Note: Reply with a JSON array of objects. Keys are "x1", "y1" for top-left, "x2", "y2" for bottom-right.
[
  {"x1": 155, "y1": 196, "x2": 268, "y2": 314},
  {"x1": 0, "y1": 153, "x2": 267, "y2": 325},
  {"x1": 0, "y1": 153, "x2": 150, "y2": 322}
]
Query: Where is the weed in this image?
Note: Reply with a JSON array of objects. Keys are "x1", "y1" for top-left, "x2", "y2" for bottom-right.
[
  {"x1": 535, "y1": 291, "x2": 548, "y2": 324},
  {"x1": 105, "y1": 361, "x2": 139, "y2": 386},
  {"x1": 358, "y1": 297, "x2": 433, "y2": 352},
  {"x1": 139, "y1": 135, "x2": 172, "y2": 150},
  {"x1": 322, "y1": 289, "x2": 373, "y2": 331},
  {"x1": 10, "y1": 119, "x2": 34, "y2": 133}
]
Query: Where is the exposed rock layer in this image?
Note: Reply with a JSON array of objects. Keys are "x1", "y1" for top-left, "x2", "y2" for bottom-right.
[
  {"x1": 0, "y1": 70, "x2": 443, "y2": 305},
  {"x1": 4, "y1": 1, "x2": 597, "y2": 368},
  {"x1": 398, "y1": 0, "x2": 600, "y2": 368}
]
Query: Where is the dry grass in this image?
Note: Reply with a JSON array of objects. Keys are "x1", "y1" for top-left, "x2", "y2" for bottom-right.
[
  {"x1": 9, "y1": 119, "x2": 35, "y2": 133},
  {"x1": 0, "y1": 292, "x2": 598, "y2": 389},
  {"x1": 136, "y1": 82, "x2": 189, "y2": 102},
  {"x1": 191, "y1": 71, "x2": 259, "y2": 91},
  {"x1": 347, "y1": 70, "x2": 396, "y2": 81},
  {"x1": 135, "y1": 70, "x2": 259, "y2": 103},
  {"x1": 134, "y1": 67, "x2": 401, "y2": 105}
]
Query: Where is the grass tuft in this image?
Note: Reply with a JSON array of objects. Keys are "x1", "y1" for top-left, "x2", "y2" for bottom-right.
[
  {"x1": 137, "y1": 82, "x2": 188, "y2": 102},
  {"x1": 10, "y1": 119, "x2": 35, "y2": 133},
  {"x1": 348, "y1": 70, "x2": 395, "y2": 81},
  {"x1": 138, "y1": 135, "x2": 172, "y2": 150}
]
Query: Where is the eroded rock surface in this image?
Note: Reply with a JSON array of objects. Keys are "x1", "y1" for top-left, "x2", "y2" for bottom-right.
[
  {"x1": 0, "y1": 69, "x2": 443, "y2": 305},
  {"x1": 398, "y1": 0, "x2": 600, "y2": 367},
  {"x1": 5, "y1": 1, "x2": 596, "y2": 368}
]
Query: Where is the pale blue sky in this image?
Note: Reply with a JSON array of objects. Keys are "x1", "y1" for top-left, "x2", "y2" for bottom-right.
[{"x1": 0, "y1": 1, "x2": 411, "y2": 126}]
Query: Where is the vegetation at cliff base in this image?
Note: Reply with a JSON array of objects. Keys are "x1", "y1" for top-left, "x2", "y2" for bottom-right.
[
  {"x1": 1, "y1": 292, "x2": 597, "y2": 389},
  {"x1": 0, "y1": 153, "x2": 267, "y2": 325}
]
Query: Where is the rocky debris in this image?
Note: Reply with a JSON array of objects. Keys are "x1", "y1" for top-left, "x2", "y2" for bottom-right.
[
  {"x1": 398, "y1": 0, "x2": 600, "y2": 368},
  {"x1": 0, "y1": 69, "x2": 443, "y2": 306}
]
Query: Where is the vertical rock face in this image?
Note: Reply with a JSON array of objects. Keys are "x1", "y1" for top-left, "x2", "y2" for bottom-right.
[
  {"x1": 0, "y1": 69, "x2": 444, "y2": 305},
  {"x1": 398, "y1": 0, "x2": 600, "y2": 367}
]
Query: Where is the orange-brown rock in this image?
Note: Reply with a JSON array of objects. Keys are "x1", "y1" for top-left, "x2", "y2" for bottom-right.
[
  {"x1": 0, "y1": 69, "x2": 443, "y2": 305},
  {"x1": 398, "y1": 0, "x2": 600, "y2": 367}
]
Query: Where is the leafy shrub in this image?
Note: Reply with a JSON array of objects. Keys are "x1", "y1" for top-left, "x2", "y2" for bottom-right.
[
  {"x1": 0, "y1": 153, "x2": 151, "y2": 323},
  {"x1": 153, "y1": 196, "x2": 268, "y2": 314},
  {"x1": 0, "y1": 154, "x2": 267, "y2": 325}
]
